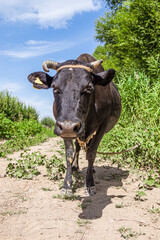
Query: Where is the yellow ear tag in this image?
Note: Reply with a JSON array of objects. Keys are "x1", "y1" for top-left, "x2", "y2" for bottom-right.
[
  {"x1": 33, "y1": 85, "x2": 40, "y2": 90},
  {"x1": 35, "y1": 77, "x2": 43, "y2": 85}
]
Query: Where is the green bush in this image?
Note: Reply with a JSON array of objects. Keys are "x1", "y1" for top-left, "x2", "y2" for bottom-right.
[
  {"x1": 0, "y1": 91, "x2": 55, "y2": 157},
  {"x1": 98, "y1": 71, "x2": 160, "y2": 170},
  {"x1": 0, "y1": 91, "x2": 39, "y2": 121},
  {"x1": 0, "y1": 114, "x2": 43, "y2": 139},
  {"x1": 6, "y1": 150, "x2": 65, "y2": 180},
  {"x1": 41, "y1": 116, "x2": 55, "y2": 128},
  {"x1": 0, "y1": 126, "x2": 55, "y2": 157}
]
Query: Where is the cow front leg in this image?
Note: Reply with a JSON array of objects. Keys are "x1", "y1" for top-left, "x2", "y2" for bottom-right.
[
  {"x1": 72, "y1": 140, "x2": 80, "y2": 172},
  {"x1": 85, "y1": 150, "x2": 97, "y2": 196},
  {"x1": 85, "y1": 122, "x2": 107, "y2": 196},
  {"x1": 61, "y1": 139, "x2": 74, "y2": 195}
]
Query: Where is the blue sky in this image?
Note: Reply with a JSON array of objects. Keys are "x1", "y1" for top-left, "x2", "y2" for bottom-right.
[{"x1": 0, "y1": 0, "x2": 106, "y2": 119}]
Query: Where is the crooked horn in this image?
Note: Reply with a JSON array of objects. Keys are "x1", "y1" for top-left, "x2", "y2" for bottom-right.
[
  {"x1": 90, "y1": 59, "x2": 103, "y2": 69},
  {"x1": 42, "y1": 60, "x2": 59, "y2": 72}
]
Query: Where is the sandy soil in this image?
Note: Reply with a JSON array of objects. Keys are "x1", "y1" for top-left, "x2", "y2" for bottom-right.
[{"x1": 0, "y1": 137, "x2": 160, "y2": 240}]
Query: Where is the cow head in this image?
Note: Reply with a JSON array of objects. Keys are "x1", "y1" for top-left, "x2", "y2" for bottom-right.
[{"x1": 28, "y1": 59, "x2": 115, "y2": 139}]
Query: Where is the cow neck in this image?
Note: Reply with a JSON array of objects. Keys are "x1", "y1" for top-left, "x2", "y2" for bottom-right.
[
  {"x1": 57, "y1": 65, "x2": 93, "y2": 73},
  {"x1": 77, "y1": 91, "x2": 97, "y2": 150}
]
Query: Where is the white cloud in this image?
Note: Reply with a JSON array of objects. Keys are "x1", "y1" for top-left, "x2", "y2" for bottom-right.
[
  {"x1": 21, "y1": 95, "x2": 50, "y2": 109},
  {"x1": 0, "y1": 0, "x2": 101, "y2": 28},
  {"x1": 20, "y1": 95, "x2": 53, "y2": 119},
  {"x1": 0, "y1": 40, "x2": 75, "y2": 58},
  {"x1": 1, "y1": 82, "x2": 23, "y2": 92}
]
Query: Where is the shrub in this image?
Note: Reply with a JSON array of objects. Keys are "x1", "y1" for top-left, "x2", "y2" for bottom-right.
[
  {"x1": 0, "y1": 92, "x2": 55, "y2": 157},
  {"x1": 98, "y1": 71, "x2": 160, "y2": 170},
  {"x1": 41, "y1": 116, "x2": 55, "y2": 128},
  {"x1": 0, "y1": 91, "x2": 39, "y2": 121}
]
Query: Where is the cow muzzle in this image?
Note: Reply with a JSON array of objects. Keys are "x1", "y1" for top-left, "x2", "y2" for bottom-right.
[{"x1": 54, "y1": 120, "x2": 82, "y2": 138}]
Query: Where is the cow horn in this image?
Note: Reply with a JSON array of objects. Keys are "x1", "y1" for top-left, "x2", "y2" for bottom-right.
[
  {"x1": 90, "y1": 59, "x2": 103, "y2": 69},
  {"x1": 42, "y1": 60, "x2": 59, "y2": 72}
]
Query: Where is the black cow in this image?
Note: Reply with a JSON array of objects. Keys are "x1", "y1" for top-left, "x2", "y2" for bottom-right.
[{"x1": 28, "y1": 53, "x2": 121, "y2": 195}]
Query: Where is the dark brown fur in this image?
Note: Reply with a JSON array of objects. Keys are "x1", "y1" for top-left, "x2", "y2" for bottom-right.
[{"x1": 28, "y1": 53, "x2": 121, "y2": 195}]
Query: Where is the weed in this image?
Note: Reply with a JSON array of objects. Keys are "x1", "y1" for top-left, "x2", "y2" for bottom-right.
[
  {"x1": 1, "y1": 210, "x2": 27, "y2": 216},
  {"x1": 118, "y1": 226, "x2": 138, "y2": 239},
  {"x1": 98, "y1": 72, "x2": 160, "y2": 173},
  {"x1": 78, "y1": 203, "x2": 87, "y2": 209},
  {"x1": 0, "y1": 91, "x2": 55, "y2": 157},
  {"x1": 52, "y1": 194, "x2": 81, "y2": 201},
  {"x1": 6, "y1": 151, "x2": 65, "y2": 181},
  {"x1": 115, "y1": 203, "x2": 124, "y2": 208},
  {"x1": 84, "y1": 199, "x2": 92, "y2": 203},
  {"x1": 77, "y1": 219, "x2": 91, "y2": 227},
  {"x1": 72, "y1": 172, "x2": 84, "y2": 192},
  {"x1": 45, "y1": 155, "x2": 65, "y2": 180},
  {"x1": 6, "y1": 151, "x2": 45, "y2": 179},
  {"x1": 148, "y1": 207, "x2": 160, "y2": 215},
  {"x1": 0, "y1": 123, "x2": 55, "y2": 157},
  {"x1": 41, "y1": 187, "x2": 53, "y2": 192},
  {"x1": 12, "y1": 192, "x2": 28, "y2": 202},
  {"x1": 143, "y1": 172, "x2": 160, "y2": 189},
  {"x1": 58, "y1": 180, "x2": 64, "y2": 189},
  {"x1": 57, "y1": 141, "x2": 65, "y2": 150},
  {"x1": 134, "y1": 191, "x2": 147, "y2": 201}
]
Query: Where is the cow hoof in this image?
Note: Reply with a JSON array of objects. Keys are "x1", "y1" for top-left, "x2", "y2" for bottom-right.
[
  {"x1": 60, "y1": 188, "x2": 72, "y2": 196},
  {"x1": 84, "y1": 186, "x2": 96, "y2": 196}
]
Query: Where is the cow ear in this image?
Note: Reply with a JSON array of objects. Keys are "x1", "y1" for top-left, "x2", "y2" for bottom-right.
[
  {"x1": 28, "y1": 72, "x2": 53, "y2": 89},
  {"x1": 92, "y1": 69, "x2": 116, "y2": 86}
]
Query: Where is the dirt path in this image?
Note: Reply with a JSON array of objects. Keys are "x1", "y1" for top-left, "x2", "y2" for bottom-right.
[{"x1": 0, "y1": 137, "x2": 160, "y2": 240}]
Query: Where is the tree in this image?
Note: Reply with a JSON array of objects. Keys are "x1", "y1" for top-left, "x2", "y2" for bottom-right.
[
  {"x1": 103, "y1": 0, "x2": 124, "y2": 10},
  {"x1": 95, "y1": 0, "x2": 160, "y2": 78}
]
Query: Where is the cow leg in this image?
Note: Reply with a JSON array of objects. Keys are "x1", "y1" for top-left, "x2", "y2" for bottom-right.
[
  {"x1": 72, "y1": 140, "x2": 80, "y2": 172},
  {"x1": 85, "y1": 124, "x2": 106, "y2": 196},
  {"x1": 85, "y1": 148, "x2": 97, "y2": 196},
  {"x1": 61, "y1": 139, "x2": 74, "y2": 195}
]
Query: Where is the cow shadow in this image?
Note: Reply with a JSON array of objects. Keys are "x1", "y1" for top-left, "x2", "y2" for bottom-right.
[{"x1": 77, "y1": 165, "x2": 129, "y2": 220}]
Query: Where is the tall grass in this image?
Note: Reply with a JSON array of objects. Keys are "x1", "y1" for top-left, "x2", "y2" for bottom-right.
[
  {"x1": 0, "y1": 91, "x2": 55, "y2": 157},
  {"x1": 99, "y1": 71, "x2": 160, "y2": 170},
  {"x1": 0, "y1": 91, "x2": 39, "y2": 121}
]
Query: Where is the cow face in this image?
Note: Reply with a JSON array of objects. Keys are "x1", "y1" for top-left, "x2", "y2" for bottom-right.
[
  {"x1": 28, "y1": 62, "x2": 115, "y2": 139},
  {"x1": 52, "y1": 68, "x2": 94, "y2": 138}
]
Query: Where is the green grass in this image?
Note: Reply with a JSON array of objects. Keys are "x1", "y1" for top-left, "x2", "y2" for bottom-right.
[
  {"x1": 0, "y1": 126, "x2": 55, "y2": 157},
  {"x1": 118, "y1": 226, "x2": 139, "y2": 239},
  {"x1": 77, "y1": 219, "x2": 92, "y2": 227},
  {"x1": 0, "y1": 90, "x2": 55, "y2": 157},
  {"x1": 148, "y1": 207, "x2": 160, "y2": 215},
  {"x1": 6, "y1": 151, "x2": 65, "y2": 180},
  {"x1": 0, "y1": 90, "x2": 38, "y2": 121},
  {"x1": 52, "y1": 194, "x2": 81, "y2": 201},
  {"x1": 98, "y1": 71, "x2": 160, "y2": 171},
  {"x1": 1, "y1": 210, "x2": 27, "y2": 216}
]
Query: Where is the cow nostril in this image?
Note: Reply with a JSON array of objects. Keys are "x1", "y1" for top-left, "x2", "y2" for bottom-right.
[
  {"x1": 73, "y1": 122, "x2": 81, "y2": 133},
  {"x1": 57, "y1": 121, "x2": 63, "y2": 131},
  {"x1": 56, "y1": 121, "x2": 81, "y2": 136}
]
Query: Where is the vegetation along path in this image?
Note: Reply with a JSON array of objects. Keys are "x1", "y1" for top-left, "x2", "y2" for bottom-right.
[{"x1": 0, "y1": 137, "x2": 160, "y2": 240}]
